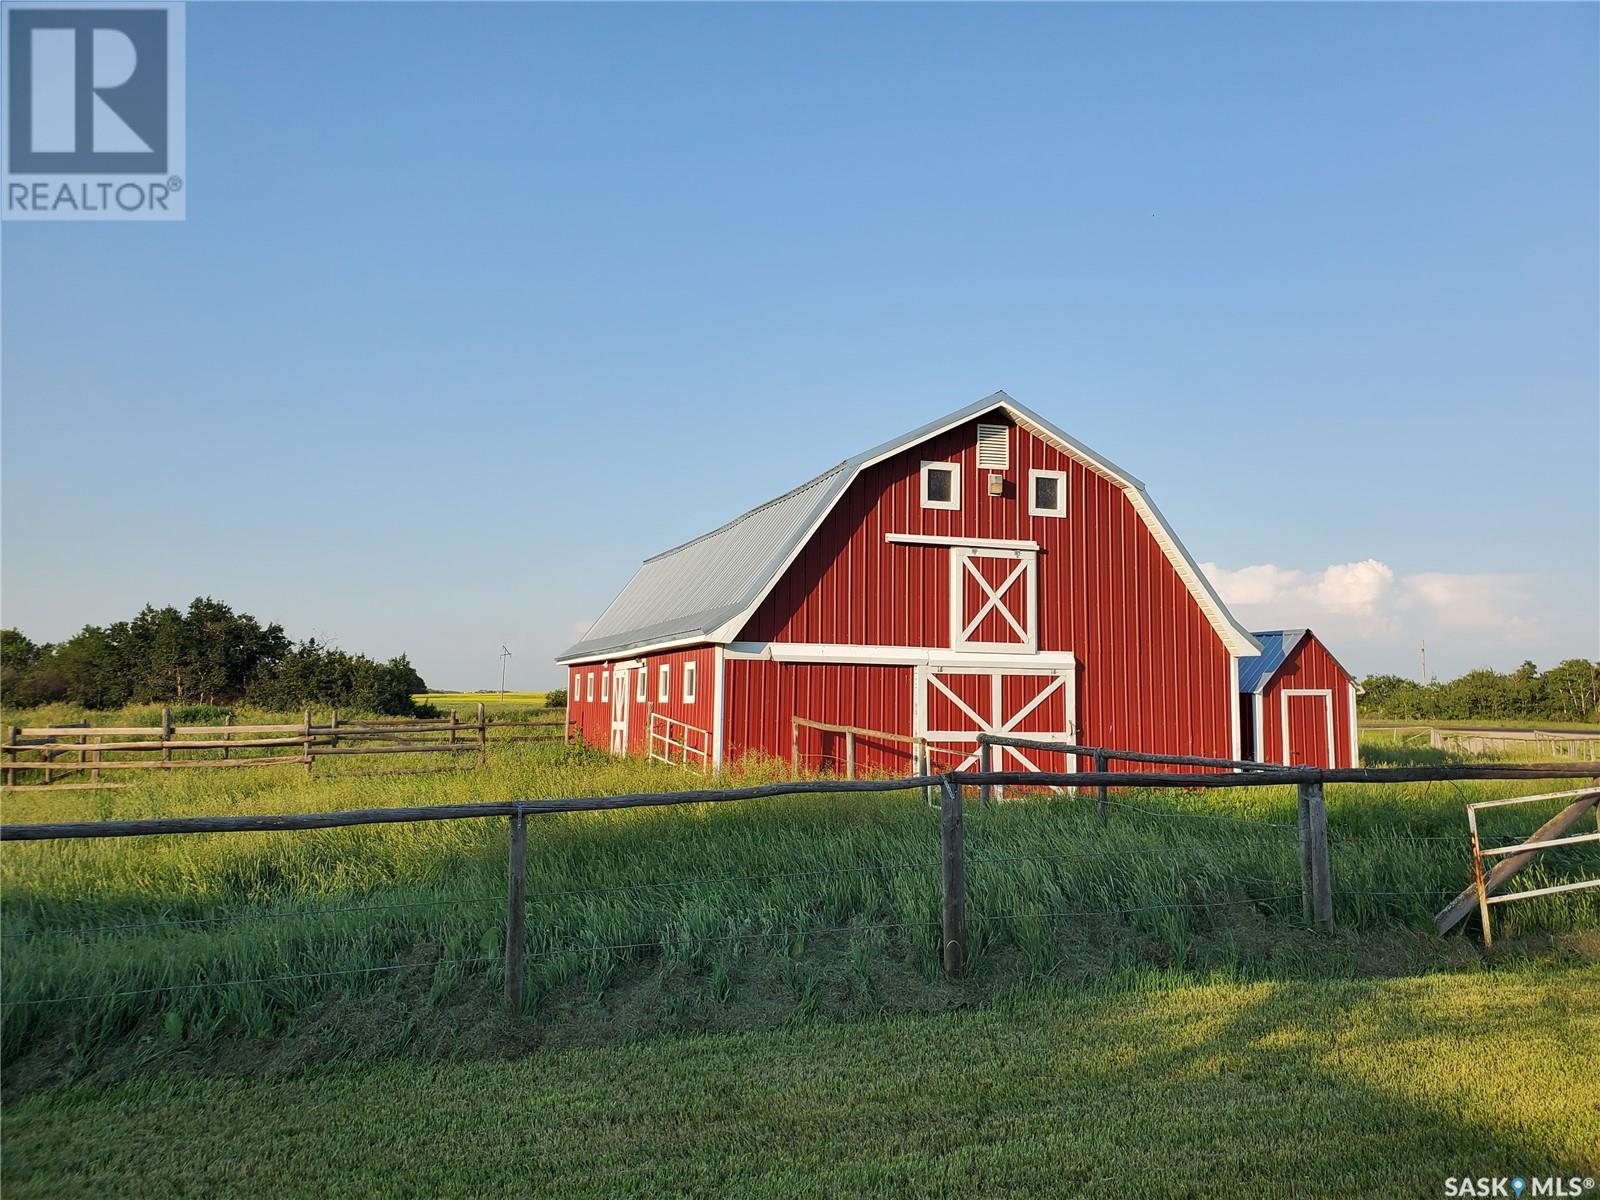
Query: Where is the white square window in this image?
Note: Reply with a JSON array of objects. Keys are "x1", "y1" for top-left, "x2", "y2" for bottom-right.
[
  {"x1": 600, "y1": 671, "x2": 609, "y2": 703},
  {"x1": 1029, "y1": 469, "x2": 1068, "y2": 518},
  {"x1": 585, "y1": 672, "x2": 595, "y2": 703},
  {"x1": 920, "y1": 461, "x2": 960, "y2": 511},
  {"x1": 658, "y1": 664, "x2": 671, "y2": 702},
  {"x1": 683, "y1": 660, "x2": 697, "y2": 704},
  {"x1": 636, "y1": 669, "x2": 647, "y2": 702}
]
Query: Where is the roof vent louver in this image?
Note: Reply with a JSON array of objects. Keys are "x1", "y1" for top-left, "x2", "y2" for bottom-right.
[{"x1": 976, "y1": 424, "x2": 1010, "y2": 469}]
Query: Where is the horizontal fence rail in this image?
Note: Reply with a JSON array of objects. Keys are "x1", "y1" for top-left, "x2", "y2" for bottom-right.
[
  {"x1": 2, "y1": 704, "x2": 567, "y2": 790},
  {"x1": 8, "y1": 763, "x2": 1600, "y2": 842},
  {"x1": 6, "y1": 758, "x2": 1600, "y2": 1010}
]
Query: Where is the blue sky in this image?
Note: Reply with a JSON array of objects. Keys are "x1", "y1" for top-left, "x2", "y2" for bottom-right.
[{"x1": 3, "y1": 2, "x2": 1596, "y2": 689}]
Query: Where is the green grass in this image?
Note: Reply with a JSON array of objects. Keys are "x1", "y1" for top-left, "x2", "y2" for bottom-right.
[
  {"x1": 4, "y1": 965, "x2": 1597, "y2": 1198},
  {"x1": 414, "y1": 690, "x2": 551, "y2": 708},
  {"x1": 3, "y1": 741, "x2": 1597, "y2": 1091}
]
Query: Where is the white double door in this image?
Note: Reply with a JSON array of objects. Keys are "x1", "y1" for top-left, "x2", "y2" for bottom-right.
[{"x1": 913, "y1": 663, "x2": 1076, "y2": 774}]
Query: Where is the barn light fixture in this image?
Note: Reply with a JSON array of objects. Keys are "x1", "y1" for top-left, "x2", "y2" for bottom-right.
[{"x1": 987, "y1": 472, "x2": 1005, "y2": 497}]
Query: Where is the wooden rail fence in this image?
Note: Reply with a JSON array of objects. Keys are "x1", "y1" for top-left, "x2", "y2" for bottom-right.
[
  {"x1": 6, "y1": 759, "x2": 1600, "y2": 1001},
  {"x1": 2, "y1": 704, "x2": 566, "y2": 791}
]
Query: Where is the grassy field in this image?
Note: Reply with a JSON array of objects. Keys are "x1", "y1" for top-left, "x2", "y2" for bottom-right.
[
  {"x1": 3, "y1": 738, "x2": 1598, "y2": 1094},
  {"x1": 415, "y1": 690, "x2": 550, "y2": 708},
  {"x1": 4, "y1": 965, "x2": 1596, "y2": 1198}
]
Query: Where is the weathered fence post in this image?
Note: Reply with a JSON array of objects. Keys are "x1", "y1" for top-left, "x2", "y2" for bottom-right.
[
  {"x1": 221, "y1": 714, "x2": 231, "y2": 761},
  {"x1": 303, "y1": 709, "x2": 313, "y2": 776},
  {"x1": 844, "y1": 730, "x2": 856, "y2": 780},
  {"x1": 978, "y1": 739, "x2": 993, "y2": 807},
  {"x1": 477, "y1": 702, "x2": 488, "y2": 767},
  {"x1": 791, "y1": 718, "x2": 800, "y2": 775},
  {"x1": 505, "y1": 806, "x2": 527, "y2": 1011},
  {"x1": 3, "y1": 727, "x2": 16, "y2": 789},
  {"x1": 329, "y1": 708, "x2": 339, "y2": 750},
  {"x1": 1094, "y1": 751, "x2": 1109, "y2": 822},
  {"x1": 1298, "y1": 779, "x2": 1334, "y2": 933},
  {"x1": 449, "y1": 709, "x2": 458, "y2": 746},
  {"x1": 940, "y1": 775, "x2": 967, "y2": 980},
  {"x1": 161, "y1": 707, "x2": 172, "y2": 768}
]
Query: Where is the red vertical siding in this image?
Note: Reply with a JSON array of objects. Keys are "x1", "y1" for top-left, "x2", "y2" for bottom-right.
[
  {"x1": 1258, "y1": 635, "x2": 1357, "y2": 769},
  {"x1": 737, "y1": 411, "x2": 1235, "y2": 766},
  {"x1": 724, "y1": 658, "x2": 917, "y2": 774},
  {"x1": 567, "y1": 647, "x2": 717, "y2": 763}
]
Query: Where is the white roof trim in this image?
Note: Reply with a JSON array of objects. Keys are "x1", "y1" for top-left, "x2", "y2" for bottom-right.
[{"x1": 710, "y1": 393, "x2": 1260, "y2": 657}]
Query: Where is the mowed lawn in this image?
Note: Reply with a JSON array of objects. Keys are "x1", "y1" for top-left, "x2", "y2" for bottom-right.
[{"x1": 5, "y1": 966, "x2": 1597, "y2": 1199}]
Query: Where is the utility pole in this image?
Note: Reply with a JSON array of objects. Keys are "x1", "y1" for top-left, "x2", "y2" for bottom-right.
[
  {"x1": 500, "y1": 645, "x2": 512, "y2": 703},
  {"x1": 1419, "y1": 640, "x2": 1428, "y2": 685}
]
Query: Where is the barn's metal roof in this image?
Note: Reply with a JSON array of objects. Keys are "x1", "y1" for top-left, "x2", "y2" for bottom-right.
[
  {"x1": 558, "y1": 463, "x2": 853, "y2": 663},
  {"x1": 1237, "y1": 630, "x2": 1309, "y2": 695},
  {"x1": 558, "y1": 392, "x2": 1261, "y2": 663}
]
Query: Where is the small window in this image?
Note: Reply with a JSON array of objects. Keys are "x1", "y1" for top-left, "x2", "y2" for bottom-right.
[
  {"x1": 920, "y1": 461, "x2": 959, "y2": 510},
  {"x1": 585, "y1": 672, "x2": 595, "y2": 703},
  {"x1": 658, "y1": 664, "x2": 671, "y2": 702},
  {"x1": 1029, "y1": 469, "x2": 1067, "y2": 518},
  {"x1": 601, "y1": 671, "x2": 609, "y2": 703},
  {"x1": 683, "y1": 660, "x2": 697, "y2": 704},
  {"x1": 636, "y1": 668, "x2": 647, "y2": 702}
]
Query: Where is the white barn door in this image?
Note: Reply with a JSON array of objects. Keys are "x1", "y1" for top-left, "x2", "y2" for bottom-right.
[
  {"x1": 610, "y1": 668, "x2": 630, "y2": 754},
  {"x1": 913, "y1": 664, "x2": 1075, "y2": 775},
  {"x1": 949, "y1": 547, "x2": 1037, "y2": 653}
]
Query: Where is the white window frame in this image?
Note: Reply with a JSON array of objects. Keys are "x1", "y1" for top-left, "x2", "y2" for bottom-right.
[
  {"x1": 600, "y1": 671, "x2": 609, "y2": 703},
  {"x1": 658, "y1": 663, "x2": 671, "y2": 702},
  {"x1": 1028, "y1": 469, "x2": 1068, "y2": 518},
  {"x1": 636, "y1": 668, "x2": 647, "y2": 702},
  {"x1": 585, "y1": 672, "x2": 595, "y2": 703},
  {"x1": 949, "y1": 546, "x2": 1038, "y2": 654},
  {"x1": 683, "y1": 660, "x2": 697, "y2": 704},
  {"x1": 920, "y1": 460, "x2": 960, "y2": 511}
]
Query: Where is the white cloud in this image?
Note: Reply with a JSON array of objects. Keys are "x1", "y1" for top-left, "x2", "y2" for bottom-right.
[
  {"x1": 1397, "y1": 572, "x2": 1544, "y2": 635},
  {"x1": 1201, "y1": 558, "x2": 1396, "y2": 626},
  {"x1": 1200, "y1": 558, "x2": 1547, "y2": 648}
]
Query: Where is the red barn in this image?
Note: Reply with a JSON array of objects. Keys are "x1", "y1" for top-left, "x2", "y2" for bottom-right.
[
  {"x1": 559, "y1": 393, "x2": 1265, "y2": 778},
  {"x1": 1237, "y1": 629, "x2": 1360, "y2": 768}
]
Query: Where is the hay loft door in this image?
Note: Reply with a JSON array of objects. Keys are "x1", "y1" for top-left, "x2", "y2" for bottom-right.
[{"x1": 949, "y1": 546, "x2": 1037, "y2": 653}]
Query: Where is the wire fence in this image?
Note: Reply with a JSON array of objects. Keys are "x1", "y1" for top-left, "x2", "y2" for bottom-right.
[{"x1": 3, "y1": 753, "x2": 1598, "y2": 1025}]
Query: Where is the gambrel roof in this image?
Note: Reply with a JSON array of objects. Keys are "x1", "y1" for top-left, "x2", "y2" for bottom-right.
[{"x1": 559, "y1": 392, "x2": 1261, "y2": 663}]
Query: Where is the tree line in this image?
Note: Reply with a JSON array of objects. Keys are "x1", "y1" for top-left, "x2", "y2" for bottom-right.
[
  {"x1": 1358, "y1": 659, "x2": 1600, "y2": 724},
  {"x1": 0, "y1": 598, "x2": 427, "y2": 716}
]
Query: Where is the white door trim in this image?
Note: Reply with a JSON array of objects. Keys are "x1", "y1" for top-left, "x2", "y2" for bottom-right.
[
  {"x1": 949, "y1": 546, "x2": 1037, "y2": 654},
  {"x1": 725, "y1": 641, "x2": 1076, "y2": 670},
  {"x1": 1280, "y1": 688, "x2": 1335, "y2": 767},
  {"x1": 885, "y1": 532, "x2": 1041, "y2": 551}
]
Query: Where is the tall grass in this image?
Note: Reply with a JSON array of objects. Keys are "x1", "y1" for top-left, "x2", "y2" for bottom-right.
[{"x1": 2, "y1": 738, "x2": 1596, "y2": 1077}]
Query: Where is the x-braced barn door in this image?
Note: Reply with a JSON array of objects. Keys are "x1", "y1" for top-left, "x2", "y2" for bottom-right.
[
  {"x1": 610, "y1": 668, "x2": 630, "y2": 754},
  {"x1": 949, "y1": 547, "x2": 1037, "y2": 653},
  {"x1": 913, "y1": 664, "x2": 1075, "y2": 775}
]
